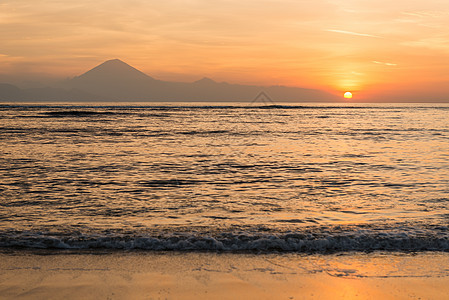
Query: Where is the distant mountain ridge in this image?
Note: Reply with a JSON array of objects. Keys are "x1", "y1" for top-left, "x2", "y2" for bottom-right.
[{"x1": 0, "y1": 59, "x2": 339, "y2": 102}]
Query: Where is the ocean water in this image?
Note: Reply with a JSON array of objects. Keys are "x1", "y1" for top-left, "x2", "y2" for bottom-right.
[{"x1": 0, "y1": 102, "x2": 448, "y2": 252}]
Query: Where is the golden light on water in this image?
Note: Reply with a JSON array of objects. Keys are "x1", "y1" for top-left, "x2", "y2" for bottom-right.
[{"x1": 344, "y1": 92, "x2": 353, "y2": 99}]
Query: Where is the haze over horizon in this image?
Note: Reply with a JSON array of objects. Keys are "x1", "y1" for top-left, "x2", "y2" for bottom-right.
[
  {"x1": 0, "y1": 58, "x2": 340, "y2": 102},
  {"x1": 1, "y1": 0, "x2": 449, "y2": 102}
]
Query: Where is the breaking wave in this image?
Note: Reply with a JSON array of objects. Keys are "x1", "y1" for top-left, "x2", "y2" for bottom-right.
[{"x1": 1, "y1": 227, "x2": 448, "y2": 253}]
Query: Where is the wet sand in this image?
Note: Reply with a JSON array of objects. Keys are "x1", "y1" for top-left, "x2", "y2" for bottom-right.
[{"x1": 1, "y1": 251, "x2": 449, "y2": 299}]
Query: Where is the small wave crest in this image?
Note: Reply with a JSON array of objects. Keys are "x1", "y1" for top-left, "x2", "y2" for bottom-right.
[{"x1": 43, "y1": 111, "x2": 119, "y2": 117}]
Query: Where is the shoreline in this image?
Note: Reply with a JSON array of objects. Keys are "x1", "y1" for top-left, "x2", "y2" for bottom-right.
[{"x1": 1, "y1": 251, "x2": 449, "y2": 299}]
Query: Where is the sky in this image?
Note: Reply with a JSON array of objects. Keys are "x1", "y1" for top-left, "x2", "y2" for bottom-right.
[{"x1": 1, "y1": 0, "x2": 449, "y2": 101}]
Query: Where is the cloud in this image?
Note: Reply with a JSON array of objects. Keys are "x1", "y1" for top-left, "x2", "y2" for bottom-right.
[
  {"x1": 401, "y1": 11, "x2": 442, "y2": 18},
  {"x1": 372, "y1": 60, "x2": 397, "y2": 66},
  {"x1": 325, "y1": 29, "x2": 381, "y2": 38},
  {"x1": 402, "y1": 37, "x2": 449, "y2": 52}
]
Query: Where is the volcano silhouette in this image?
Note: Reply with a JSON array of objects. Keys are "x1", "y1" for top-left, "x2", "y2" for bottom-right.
[
  {"x1": 68, "y1": 59, "x2": 159, "y2": 100},
  {"x1": 1, "y1": 59, "x2": 340, "y2": 102}
]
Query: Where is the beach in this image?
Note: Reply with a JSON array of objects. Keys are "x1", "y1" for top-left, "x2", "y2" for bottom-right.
[
  {"x1": 1, "y1": 251, "x2": 449, "y2": 299},
  {"x1": 2, "y1": 0, "x2": 449, "y2": 298}
]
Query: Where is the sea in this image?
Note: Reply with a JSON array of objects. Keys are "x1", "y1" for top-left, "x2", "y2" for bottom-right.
[{"x1": 1, "y1": 102, "x2": 448, "y2": 253}]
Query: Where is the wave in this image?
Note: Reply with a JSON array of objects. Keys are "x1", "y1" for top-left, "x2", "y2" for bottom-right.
[
  {"x1": 2, "y1": 104, "x2": 449, "y2": 112},
  {"x1": 1, "y1": 228, "x2": 448, "y2": 253},
  {"x1": 43, "y1": 111, "x2": 119, "y2": 117}
]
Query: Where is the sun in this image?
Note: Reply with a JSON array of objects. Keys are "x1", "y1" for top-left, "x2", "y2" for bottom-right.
[{"x1": 344, "y1": 91, "x2": 353, "y2": 99}]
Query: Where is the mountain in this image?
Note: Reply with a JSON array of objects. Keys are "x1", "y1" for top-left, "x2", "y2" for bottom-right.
[
  {"x1": 1, "y1": 59, "x2": 339, "y2": 102},
  {"x1": 66, "y1": 59, "x2": 158, "y2": 100},
  {"x1": 0, "y1": 83, "x2": 100, "y2": 101},
  {"x1": 0, "y1": 83, "x2": 22, "y2": 101}
]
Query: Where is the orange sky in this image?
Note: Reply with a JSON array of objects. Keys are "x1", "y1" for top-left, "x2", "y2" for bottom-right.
[{"x1": 1, "y1": 0, "x2": 449, "y2": 101}]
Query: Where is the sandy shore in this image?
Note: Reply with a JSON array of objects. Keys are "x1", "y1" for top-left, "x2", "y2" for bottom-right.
[{"x1": 1, "y1": 251, "x2": 448, "y2": 299}]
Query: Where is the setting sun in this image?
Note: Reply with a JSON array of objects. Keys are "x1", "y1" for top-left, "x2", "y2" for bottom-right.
[{"x1": 344, "y1": 92, "x2": 353, "y2": 99}]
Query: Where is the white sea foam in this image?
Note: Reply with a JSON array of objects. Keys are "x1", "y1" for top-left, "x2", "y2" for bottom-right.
[{"x1": 1, "y1": 227, "x2": 448, "y2": 252}]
